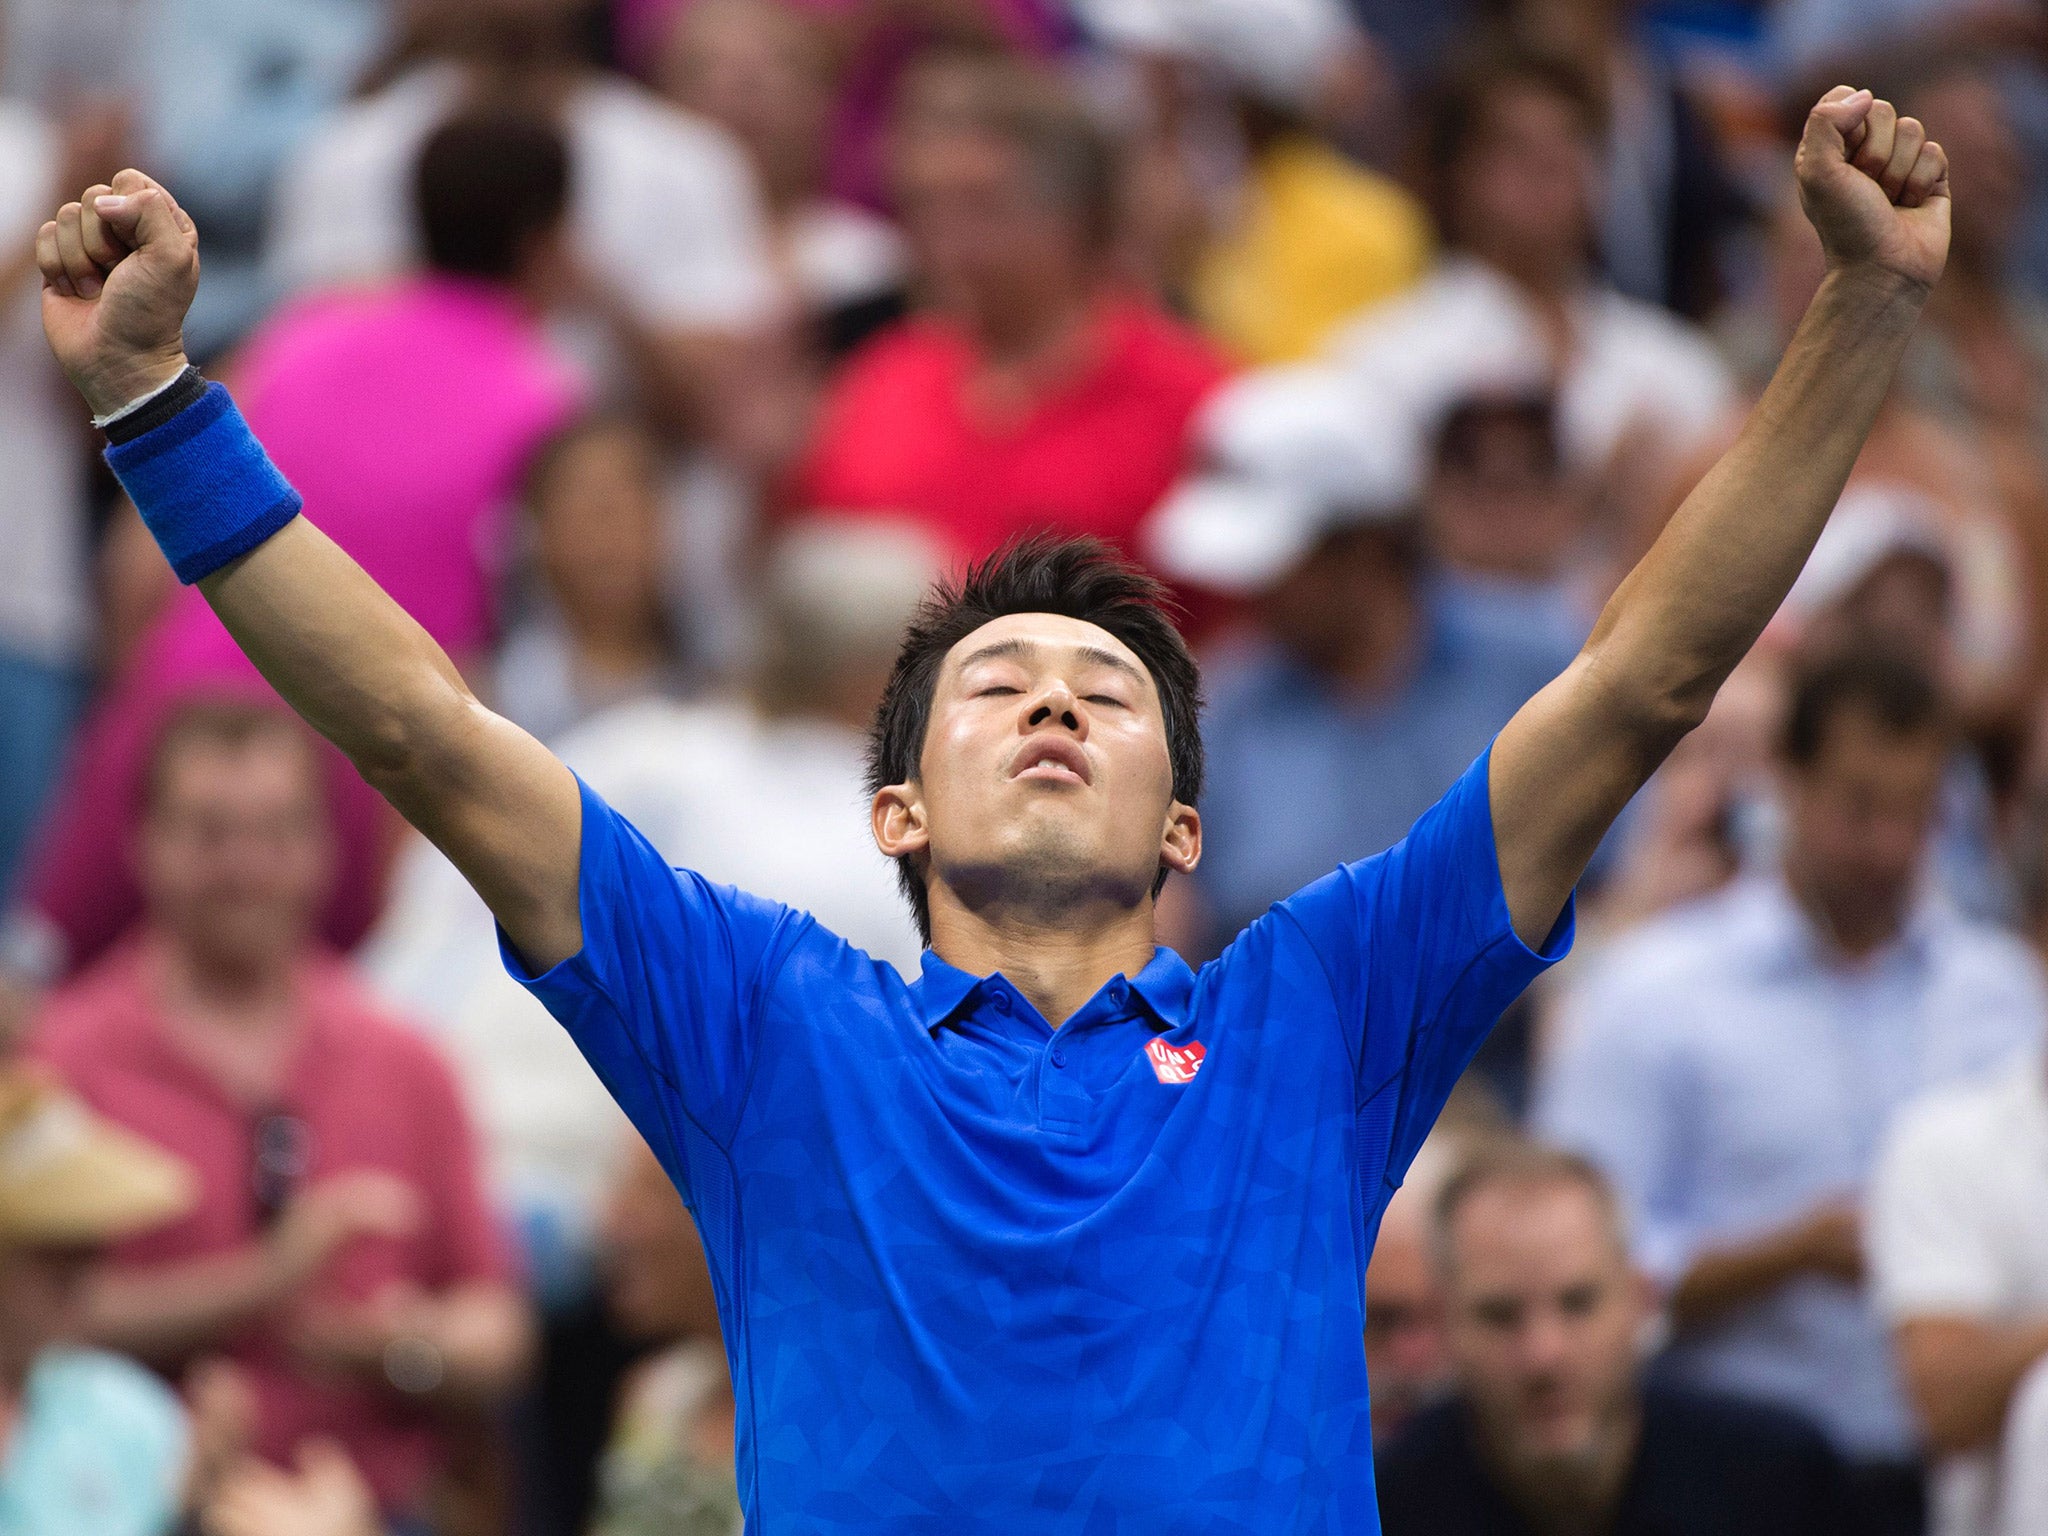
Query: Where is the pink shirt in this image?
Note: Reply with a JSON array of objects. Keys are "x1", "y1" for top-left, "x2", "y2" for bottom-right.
[
  {"x1": 23, "y1": 277, "x2": 581, "y2": 971},
  {"x1": 33, "y1": 943, "x2": 517, "y2": 1516}
]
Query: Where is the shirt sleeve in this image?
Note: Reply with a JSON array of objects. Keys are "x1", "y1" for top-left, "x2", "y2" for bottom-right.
[
  {"x1": 1867, "y1": 1098, "x2": 2004, "y2": 1319},
  {"x1": 1274, "y1": 746, "x2": 1573, "y2": 1187},
  {"x1": 501, "y1": 775, "x2": 811, "y2": 1158}
]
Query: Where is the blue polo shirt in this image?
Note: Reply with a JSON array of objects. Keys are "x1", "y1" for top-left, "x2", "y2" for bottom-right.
[{"x1": 508, "y1": 747, "x2": 1570, "y2": 1533}]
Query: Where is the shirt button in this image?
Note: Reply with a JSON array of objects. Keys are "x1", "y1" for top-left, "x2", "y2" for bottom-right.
[
  {"x1": 989, "y1": 992, "x2": 1012, "y2": 1015},
  {"x1": 1109, "y1": 980, "x2": 1131, "y2": 1007},
  {"x1": 1050, "y1": 1046, "x2": 1067, "y2": 1068}
]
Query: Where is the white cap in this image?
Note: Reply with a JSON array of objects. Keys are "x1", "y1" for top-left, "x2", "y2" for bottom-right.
[
  {"x1": 1076, "y1": 0, "x2": 1360, "y2": 110},
  {"x1": 1783, "y1": 484, "x2": 1951, "y2": 622},
  {"x1": 1146, "y1": 364, "x2": 1423, "y2": 594}
]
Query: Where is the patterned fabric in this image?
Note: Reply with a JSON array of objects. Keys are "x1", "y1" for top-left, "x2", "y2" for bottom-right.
[{"x1": 507, "y1": 748, "x2": 1570, "y2": 1532}]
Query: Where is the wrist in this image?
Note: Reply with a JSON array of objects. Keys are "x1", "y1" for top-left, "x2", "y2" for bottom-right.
[
  {"x1": 1819, "y1": 260, "x2": 1934, "y2": 309},
  {"x1": 77, "y1": 344, "x2": 191, "y2": 421}
]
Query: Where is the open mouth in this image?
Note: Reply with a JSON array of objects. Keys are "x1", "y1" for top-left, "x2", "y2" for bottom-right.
[{"x1": 1008, "y1": 738, "x2": 1092, "y2": 786}]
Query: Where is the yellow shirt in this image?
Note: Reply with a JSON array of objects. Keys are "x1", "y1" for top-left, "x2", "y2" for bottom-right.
[{"x1": 1192, "y1": 136, "x2": 1432, "y2": 366}]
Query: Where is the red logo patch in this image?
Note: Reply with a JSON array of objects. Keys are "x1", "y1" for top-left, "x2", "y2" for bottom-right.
[{"x1": 1145, "y1": 1037, "x2": 1206, "y2": 1084}]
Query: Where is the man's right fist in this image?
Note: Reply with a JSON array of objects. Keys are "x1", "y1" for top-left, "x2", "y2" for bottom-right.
[{"x1": 37, "y1": 167, "x2": 199, "y2": 419}]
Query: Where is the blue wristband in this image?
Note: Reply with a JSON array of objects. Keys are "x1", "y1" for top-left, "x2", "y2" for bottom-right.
[{"x1": 103, "y1": 382, "x2": 304, "y2": 584}]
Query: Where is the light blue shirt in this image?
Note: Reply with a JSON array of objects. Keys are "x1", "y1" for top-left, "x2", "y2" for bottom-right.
[
  {"x1": 1535, "y1": 876, "x2": 2047, "y2": 1459},
  {"x1": 1195, "y1": 596, "x2": 1572, "y2": 955},
  {"x1": 0, "y1": 1347, "x2": 188, "y2": 1536}
]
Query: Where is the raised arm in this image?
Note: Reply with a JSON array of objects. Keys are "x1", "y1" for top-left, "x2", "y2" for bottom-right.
[
  {"x1": 38, "y1": 170, "x2": 584, "y2": 969},
  {"x1": 1490, "y1": 88, "x2": 1952, "y2": 944}
]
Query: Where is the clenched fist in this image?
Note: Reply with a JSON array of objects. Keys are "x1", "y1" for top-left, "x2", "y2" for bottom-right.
[
  {"x1": 1797, "y1": 86, "x2": 1951, "y2": 292},
  {"x1": 37, "y1": 167, "x2": 199, "y2": 419}
]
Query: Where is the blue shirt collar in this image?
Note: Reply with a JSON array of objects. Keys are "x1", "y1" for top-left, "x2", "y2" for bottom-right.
[
  {"x1": 1733, "y1": 872, "x2": 1944, "y2": 977},
  {"x1": 911, "y1": 946, "x2": 1196, "y2": 1034}
]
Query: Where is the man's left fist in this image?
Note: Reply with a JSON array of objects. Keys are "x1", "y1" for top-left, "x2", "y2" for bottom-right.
[{"x1": 1795, "y1": 85, "x2": 1951, "y2": 293}]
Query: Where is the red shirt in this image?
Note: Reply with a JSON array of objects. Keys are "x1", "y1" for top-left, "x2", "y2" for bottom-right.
[
  {"x1": 796, "y1": 296, "x2": 1229, "y2": 563},
  {"x1": 32, "y1": 943, "x2": 517, "y2": 1515}
]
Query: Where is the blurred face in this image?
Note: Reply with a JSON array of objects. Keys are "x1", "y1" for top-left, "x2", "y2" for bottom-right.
[
  {"x1": 139, "y1": 733, "x2": 331, "y2": 979},
  {"x1": 0, "y1": 1245, "x2": 99, "y2": 1373},
  {"x1": 1257, "y1": 525, "x2": 1418, "y2": 680},
  {"x1": 1909, "y1": 71, "x2": 2024, "y2": 262},
  {"x1": 1365, "y1": 1194, "x2": 1448, "y2": 1437},
  {"x1": 1448, "y1": 84, "x2": 1598, "y2": 282},
  {"x1": 532, "y1": 426, "x2": 666, "y2": 640},
  {"x1": 873, "y1": 614, "x2": 1198, "y2": 932},
  {"x1": 1442, "y1": 1182, "x2": 1647, "y2": 1481},
  {"x1": 659, "y1": 0, "x2": 828, "y2": 190},
  {"x1": 1427, "y1": 414, "x2": 1581, "y2": 581},
  {"x1": 894, "y1": 129, "x2": 1091, "y2": 331},
  {"x1": 599, "y1": 1138, "x2": 721, "y2": 1343},
  {"x1": 1782, "y1": 709, "x2": 1946, "y2": 949}
]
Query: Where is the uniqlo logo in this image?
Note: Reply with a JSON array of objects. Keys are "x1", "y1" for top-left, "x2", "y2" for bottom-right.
[{"x1": 1145, "y1": 1037, "x2": 1206, "y2": 1084}]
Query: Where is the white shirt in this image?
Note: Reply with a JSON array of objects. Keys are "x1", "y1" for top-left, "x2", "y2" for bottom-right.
[
  {"x1": 0, "y1": 100, "x2": 91, "y2": 666},
  {"x1": 266, "y1": 64, "x2": 779, "y2": 331},
  {"x1": 1869, "y1": 1053, "x2": 2048, "y2": 1535},
  {"x1": 1326, "y1": 254, "x2": 1737, "y2": 473},
  {"x1": 363, "y1": 696, "x2": 923, "y2": 1273}
]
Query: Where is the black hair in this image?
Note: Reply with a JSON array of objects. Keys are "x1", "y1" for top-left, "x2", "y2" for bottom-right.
[
  {"x1": 864, "y1": 535, "x2": 1205, "y2": 945},
  {"x1": 415, "y1": 104, "x2": 571, "y2": 282},
  {"x1": 1780, "y1": 648, "x2": 1946, "y2": 767},
  {"x1": 1422, "y1": 38, "x2": 1605, "y2": 249}
]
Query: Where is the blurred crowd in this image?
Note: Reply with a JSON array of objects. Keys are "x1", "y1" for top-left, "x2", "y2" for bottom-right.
[{"x1": 6, "y1": 1, "x2": 2048, "y2": 1533}]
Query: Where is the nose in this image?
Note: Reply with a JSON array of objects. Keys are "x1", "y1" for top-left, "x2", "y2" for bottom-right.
[{"x1": 1023, "y1": 679, "x2": 1085, "y2": 738}]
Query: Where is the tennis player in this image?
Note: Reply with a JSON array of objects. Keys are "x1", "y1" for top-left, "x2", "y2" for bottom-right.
[{"x1": 36, "y1": 86, "x2": 1947, "y2": 1533}]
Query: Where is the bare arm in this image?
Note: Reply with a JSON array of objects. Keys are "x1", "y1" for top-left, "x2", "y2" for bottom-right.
[
  {"x1": 1667, "y1": 1199, "x2": 1864, "y2": 1333},
  {"x1": 1896, "y1": 1315, "x2": 2048, "y2": 1455},
  {"x1": 37, "y1": 171, "x2": 584, "y2": 970},
  {"x1": 1489, "y1": 88, "x2": 1953, "y2": 943}
]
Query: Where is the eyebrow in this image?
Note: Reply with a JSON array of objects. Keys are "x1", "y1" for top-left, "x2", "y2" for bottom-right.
[{"x1": 955, "y1": 637, "x2": 1146, "y2": 686}]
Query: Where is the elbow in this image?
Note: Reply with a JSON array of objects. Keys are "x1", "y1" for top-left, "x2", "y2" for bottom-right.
[
  {"x1": 1583, "y1": 648, "x2": 1717, "y2": 764},
  {"x1": 350, "y1": 673, "x2": 484, "y2": 796}
]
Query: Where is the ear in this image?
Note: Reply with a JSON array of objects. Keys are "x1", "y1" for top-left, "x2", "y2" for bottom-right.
[
  {"x1": 1159, "y1": 801, "x2": 1201, "y2": 876},
  {"x1": 871, "y1": 782, "x2": 929, "y2": 861}
]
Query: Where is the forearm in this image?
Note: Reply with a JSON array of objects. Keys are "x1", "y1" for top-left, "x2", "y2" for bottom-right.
[
  {"x1": 1668, "y1": 1225, "x2": 1820, "y2": 1332},
  {"x1": 83, "y1": 1248, "x2": 290, "y2": 1365},
  {"x1": 1899, "y1": 1316, "x2": 2048, "y2": 1454},
  {"x1": 1589, "y1": 267, "x2": 1929, "y2": 723},
  {"x1": 418, "y1": 1286, "x2": 535, "y2": 1408}
]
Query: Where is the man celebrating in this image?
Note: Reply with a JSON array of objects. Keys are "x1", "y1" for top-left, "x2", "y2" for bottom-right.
[{"x1": 33, "y1": 87, "x2": 1948, "y2": 1533}]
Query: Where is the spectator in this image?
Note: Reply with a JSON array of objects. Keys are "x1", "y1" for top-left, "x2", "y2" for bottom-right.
[
  {"x1": 1365, "y1": 1128, "x2": 1479, "y2": 1441},
  {"x1": 1537, "y1": 651, "x2": 2048, "y2": 1534},
  {"x1": 1080, "y1": 0, "x2": 1431, "y2": 364},
  {"x1": 588, "y1": 1133, "x2": 742, "y2": 1536},
  {"x1": 653, "y1": 0, "x2": 909, "y2": 353},
  {"x1": 1146, "y1": 364, "x2": 1573, "y2": 954},
  {"x1": 1424, "y1": 390, "x2": 1594, "y2": 655},
  {"x1": 204, "y1": 1439, "x2": 386, "y2": 1536},
  {"x1": 1869, "y1": 1045, "x2": 2048, "y2": 1536},
  {"x1": 267, "y1": 0, "x2": 778, "y2": 422},
  {"x1": 31, "y1": 700, "x2": 531, "y2": 1528},
  {"x1": 365, "y1": 520, "x2": 932, "y2": 1528},
  {"x1": 0, "y1": 1065, "x2": 195, "y2": 1536},
  {"x1": 17, "y1": 106, "x2": 585, "y2": 976},
  {"x1": 1482, "y1": 0, "x2": 1741, "y2": 317},
  {"x1": 1328, "y1": 41, "x2": 1734, "y2": 539},
  {"x1": 493, "y1": 416, "x2": 686, "y2": 745},
  {"x1": 1376, "y1": 1141, "x2": 1855, "y2": 1536},
  {"x1": 0, "y1": 95, "x2": 121, "y2": 900},
  {"x1": 796, "y1": 53, "x2": 1229, "y2": 565},
  {"x1": 615, "y1": 0, "x2": 1071, "y2": 209}
]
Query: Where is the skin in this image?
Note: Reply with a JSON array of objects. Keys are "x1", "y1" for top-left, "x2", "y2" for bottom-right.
[
  {"x1": 1363, "y1": 1187, "x2": 1448, "y2": 1438},
  {"x1": 1440, "y1": 1180, "x2": 1655, "y2": 1533},
  {"x1": 0, "y1": 1245, "x2": 98, "y2": 1468},
  {"x1": 528, "y1": 421, "x2": 671, "y2": 686},
  {"x1": 1447, "y1": 82, "x2": 1600, "y2": 303},
  {"x1": 33, "y1": 91, "x2": 1947, "y2": 1024},
  {"x1": 1665, "y1": 708, "x2": 1949, "y2": 1333},
  {"x1": 1427, "y1": 411, "x2": 1584, "y2": 584}
]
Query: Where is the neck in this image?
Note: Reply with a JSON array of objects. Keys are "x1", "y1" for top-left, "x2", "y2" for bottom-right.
[
  {"x1": 1483, "y1": 1407, "x2": 1640, "y2": 1536},
  {"x1": 152, "y1": 932, "x2": 297, "y2": 1029},
  {"x1": 1783, "y1": 861, "x2": 1905, "y2": 963},
  {"x1": 963, "y1": 281, "x2": 1097, "y2": 370},
  {"x1": 927, "y1": 898, "x2": 1158, "y2": 1028}
]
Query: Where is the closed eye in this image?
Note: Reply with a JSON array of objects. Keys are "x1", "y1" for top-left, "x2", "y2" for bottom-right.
[
  {"x1": 977, "y1": 686, "x2": 1022, "y2": 698},
  {"x1": 1083, "y1": 695, "x2": 1126, "y2": 708}
]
